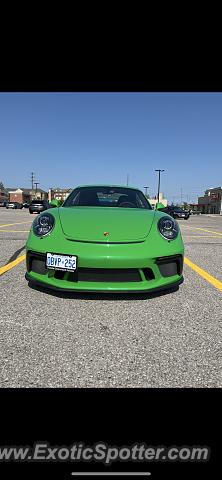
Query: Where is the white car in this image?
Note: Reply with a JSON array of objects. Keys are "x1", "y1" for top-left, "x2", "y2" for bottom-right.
[{"x1": 6, "y1": 202, "x2": 23, "y2": 209}]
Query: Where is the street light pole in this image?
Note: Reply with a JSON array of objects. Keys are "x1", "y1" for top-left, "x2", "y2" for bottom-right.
[
  {"x1": 155, "y1": 169, "x2": 165, "y2": 203},
  {"x1": 30, "y1": 172, "x2": 35, "y2": 190}
]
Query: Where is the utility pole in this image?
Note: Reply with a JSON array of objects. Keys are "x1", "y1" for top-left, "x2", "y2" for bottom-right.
[
  {"x1": 126, "y1": 174, "x2": 129, "y2": 186},
  {"x1": 144, "y1": 186, "x2": 149, "y2": 196},
  {"x1": 180, "y1": 188, "x2": 183, "y2": 205},
  {"x1": 155, "y1": 169, "x2": 165, "y2": 203},
  {"x1": 30, "y1": 172, "x2": 35, "y2": 190},
  {"x1": 34, "y1": 182, "x2": 39, "y2": 198}
]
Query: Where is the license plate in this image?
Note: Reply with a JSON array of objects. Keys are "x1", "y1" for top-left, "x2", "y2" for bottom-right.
[{"x1": 46, "y1": 253, "x2": 77, "y2": 271}]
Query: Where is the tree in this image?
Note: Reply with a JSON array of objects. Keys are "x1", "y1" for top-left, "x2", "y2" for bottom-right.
[{"x1": 0, "y1": 181, "x2": 5, "y2": 191}]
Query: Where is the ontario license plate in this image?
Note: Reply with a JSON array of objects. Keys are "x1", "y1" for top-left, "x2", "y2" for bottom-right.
[{"x1": 46, "y1": 253, "x2": 77, "y2": 271}]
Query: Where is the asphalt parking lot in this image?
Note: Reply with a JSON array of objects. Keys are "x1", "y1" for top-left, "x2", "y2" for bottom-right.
[{"x1": 0, "y1": 209, "x2": 221, "y2": 388}]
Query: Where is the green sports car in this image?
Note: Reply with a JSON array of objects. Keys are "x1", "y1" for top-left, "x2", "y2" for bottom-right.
[{"x1": 25, "y1": 185, "x2": 184, "y2": 293}]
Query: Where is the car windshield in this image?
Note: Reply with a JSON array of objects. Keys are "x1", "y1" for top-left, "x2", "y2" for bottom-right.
[
  {"x1": 31, "y1": 200, "x2": 45, "y2": 204},
  {"x1": 63, "y1": 187, "x2": 152, "y2": 209}
]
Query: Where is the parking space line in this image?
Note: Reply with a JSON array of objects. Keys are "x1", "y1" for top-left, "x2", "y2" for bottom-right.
[
  {"x1": 0, "y1": 221, "x2": 32, "y2": 228},
  {"x1": 182, "y1": 235, "x2": 222, "y2": 238},
  {"x1": 184, "y1": 257, "x2": 222, "y2": 292},
  {"x1": 183, "y1": 233, "x2": 218, "y2": 238},
  {"x1": 0, "y1": 229, "x2": 30, "y2": 232},
  {"x1": 0, "y1": 255, "x2": 26, "y2": 276},
  {"x1": 181, "y1": 225, "x2": 222, "y2": 236}
]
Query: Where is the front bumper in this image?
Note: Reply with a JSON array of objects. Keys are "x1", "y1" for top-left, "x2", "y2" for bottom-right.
[
  {"x1": 25, "y1": 247, "x2": 184, "y2": 293},
  {"x1": 175, "y1": 214, "x2": 189, "y2": 219},
  {"x1": 29, "y1": 208, "x2": 45, "y2": 213}
]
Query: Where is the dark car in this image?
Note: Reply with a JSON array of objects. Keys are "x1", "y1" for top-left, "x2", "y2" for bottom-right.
[
  {"x1": 6, "y1": 202, "x2": 23, "y2": 209},
  {"x1": 29, "y1": 199, "x2": 50, "y2": 214},
  {"x1": 0, "y1": 201, "x2": 7, "y2": 207},
  {"x1": 190, "y1": 210, "x2": 202, "y2": 215},
  {"x1": 159, "y1": 205, "x2": 190, "y2": 220},
  {"x1": 22, "y1": 202, "x2": 30, "y2": 208}
]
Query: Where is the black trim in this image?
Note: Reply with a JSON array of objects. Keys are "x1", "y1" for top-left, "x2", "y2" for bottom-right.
[
  {"x1": 31, "y1": 258, "x2": 48, "y2": 275},
  {"x1": 26, "y1": 251, "x2": 46, "y2": 272},
  {"x1": 25, "y1": 272, "x2": 183, "y2": 294},
  {"x1": 156, "y1": 254, "x2": 183, "y2": 276},
  {"x1": 158, "y1": 262, "x2": 178, "y2": 277},
  {"x1": 77, "y1": 267, "x2": 141, "y2": 282},
  {"x1": 142, "y1": 267, "x2": 155, "y2": 281}
]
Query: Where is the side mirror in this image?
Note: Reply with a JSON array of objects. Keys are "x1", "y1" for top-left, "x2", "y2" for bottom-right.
[
  {"x1": 156, "y1": 202, "x2": 165, "y2": 210},
  {"x1": 50, "y1": 198, "x2": 62, "y2": 208}
]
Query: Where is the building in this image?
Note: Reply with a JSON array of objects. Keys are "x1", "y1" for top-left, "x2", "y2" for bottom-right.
[
  {"x1": 49, "y1": 188, "x2": 72, "y2": 202},
  {"x1": 7, "y1": 188, "x2": 48, "y2": 203},
  {"x1": 184, "y1": 203, "x2": 199, "y2": 212},
  {"x1": 148, "y1": 192, "x2": 168, "y2": 209},
  {"x1": 0, "y1": 189, "x2": 9, "y2": 202},
  {"x1": 198, "y1": 187, "x2": 222, "y2": 214}
]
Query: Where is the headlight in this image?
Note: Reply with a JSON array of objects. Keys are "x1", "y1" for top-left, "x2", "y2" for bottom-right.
[
  {"x1": 157, "y1": 216, "x2": 179, "y2": 240},
  {"x1": 33, "y1": 213, "x2": 55, "y2": 237}
]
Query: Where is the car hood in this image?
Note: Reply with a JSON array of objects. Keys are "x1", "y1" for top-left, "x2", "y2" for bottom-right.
[{"x1": 58, "y1": 207, "x2": 156, "y2": 242}]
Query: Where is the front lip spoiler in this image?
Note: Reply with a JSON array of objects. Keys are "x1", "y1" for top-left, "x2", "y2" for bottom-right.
[{"x1": 25, "y1": 272, "x2": 183, "y2": 294}]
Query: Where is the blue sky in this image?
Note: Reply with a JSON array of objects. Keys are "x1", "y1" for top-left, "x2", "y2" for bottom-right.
[{"x1": 0, "y1": 92, "x2": 222, "y2": 203}]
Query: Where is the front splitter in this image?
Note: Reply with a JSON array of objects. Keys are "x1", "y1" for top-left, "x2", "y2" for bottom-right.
[{"x1": 25, "y1": 272, "x2": 184, "y2": 294}]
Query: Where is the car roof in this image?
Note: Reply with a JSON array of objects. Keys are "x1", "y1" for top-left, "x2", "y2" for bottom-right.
[{"x1": 74, "y1": 185, "x2": 141, "y2": 191}]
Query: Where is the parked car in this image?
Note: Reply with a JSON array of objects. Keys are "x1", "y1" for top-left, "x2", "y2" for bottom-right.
[
  {"x1": 159, "y1": 205, "x2": 190, "y2": 220},
  {"x1": 6, "y1": 202, "x2": 23, "y2": 209},
  {"x1": 0, "y1": 201, "x2": 7, "y2": 207},
  {"x1": 25, "y1": 185, "x2": 184, "y2": 294},
  {"x1": 189, "y1": 210, "x2": 202, "y2": 215},
  {"x1": 22, "y1": 202, "x2": 30, "y2": 208},
  {"x1": 29, "y1": 199, "x2": 50, "y2": 214}
]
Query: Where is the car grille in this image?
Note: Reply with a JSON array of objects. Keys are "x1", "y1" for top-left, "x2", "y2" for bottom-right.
[
  {"x1": 55, "y1": 267, "x2": 142, "y2": 282},
  {"x1": 76, "y1": 268, "x2": 141, "y2": 282},
  {"x1": 27, "y1": 252, "x2": 156, "y2": 283}
]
